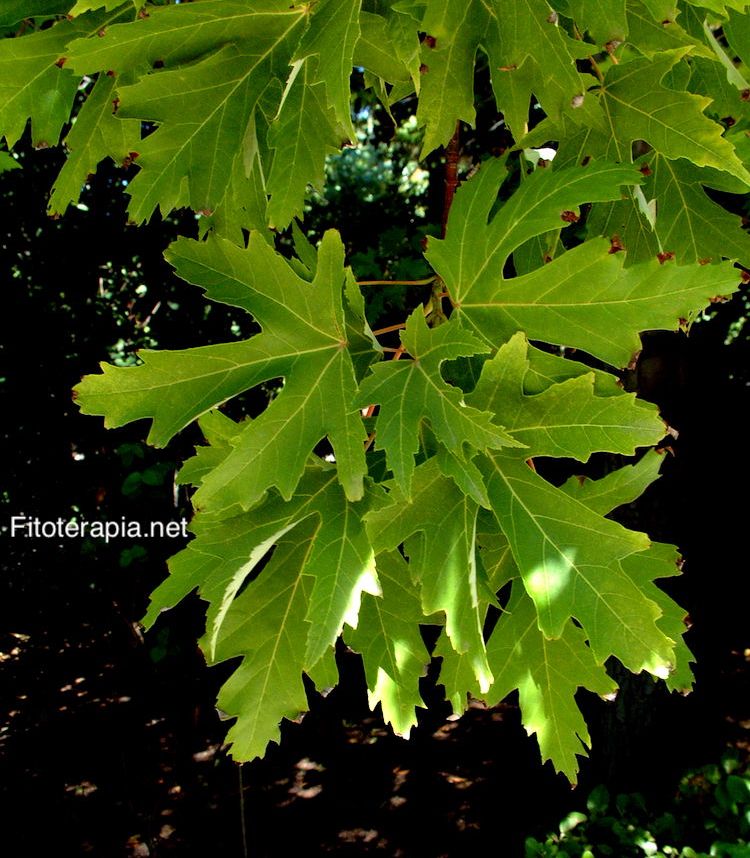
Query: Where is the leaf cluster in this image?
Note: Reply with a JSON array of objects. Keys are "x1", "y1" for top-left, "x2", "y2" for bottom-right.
[{"x1": 2, "y1": 0, "x2": 749, "y2": 782}]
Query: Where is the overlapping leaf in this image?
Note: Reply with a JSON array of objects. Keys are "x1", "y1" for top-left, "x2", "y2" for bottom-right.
[
  {"x1": 355, "y1": 308, "x2": 521, "y2": 497},
  {"x1": 345, "y1": 551, "x2": 430, "y2": 737},
  {"x1": 0, "y1": 7, "x2": 130, "y2": 149},
  {"x1": 75, "y1": 229, "x2": 373, "y2": 509},
  {"x1": 484, "y1": 585, "x2": 618, "y2": 783},
  {"x1": 48, "y1": 73, "x2": 141, "y2": 215},
  {"x1": 8, "y1": 0, "x2": 733, "y2": 784},
  {"x1": 427, "y1": 158, "x2": 741, "y2": 367},
  {"x1": 146, "y1": 463, "x2": 380, "y2": 674},
  {"x1": 399, "y1": 0, "x2": 599, "y2": 152},
  {"x1": 206, "y1": 522, "x2": 339, "y2": 760},
  {"x1": 470, "y1": 332, "x2": 665, "y2": 460},
  {"x1": 366, "y1": 457, "x2": 494, "y2": 692},
  {"x1": 436, "y1": 441, "x2": 692, "y2": 777}
]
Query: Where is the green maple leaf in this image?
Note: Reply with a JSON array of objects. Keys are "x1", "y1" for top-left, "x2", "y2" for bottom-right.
[
  {"x1": 144, "y1": 463, "x2": 384, "y2": 761},
  {"x1": 266, "y1": 57, "x2": 343, "y2": 228},
  {"x1": 70, "y1": 1, "x2": 142, "y2": 14},
  {"x1": 345, "y1": 551, "x2": 430, "y2": 737},
  {"x1": 48, "y1": 73, "x2": 141, "y2": 215},
  {"x1": 427, "y1": 158, "x2": 741, "y2": 367},
  {"x1": 0, "y1": 151, "x2": 20, "y2": 173},
  {"x1": 463, "y1": 335, "x2": 678, "y2": 674},
  {"x1": 469, "y1": 332, "x2": 666, "y2": 461},
  {"x1": 643, "y1": 156, "x2": 750, "y2": 266},
  {"x1": 625, "y1": 1, "x2": 712, "y2": 59},
  {"x1": 413, "y1": 0, "x2": 488, "y2": 154},
  {"x1": 145, "y1": 465, "x2": 380, "y2": 671},
  {"x1": 566, "y1": 0, "x2": 627, "y2": 47},
  {"x1": 484, "y1": 585, "x2": 617, "y2": 783},
  {"x1": 0, "y1": 1, "x2": 73, "y2": 28},
  {"x1": 176, "y1": 410, "x2": 242, "y2": 489},
  {"x1": 75, "y1": 230, "x2": 372, "y2": 510},
  {"x1": 366, "y1": 457, "x2": 494, "y2": 692},
  {"x1": 437, "y1": 445, "x2": 691, "y2": 773},
  {"x1": 481, "y1": 451, "x2": 676, "y2": 675},
  {"x1": 206, "y1": 521, "x2": 338, "y2": 761},
  {"x1": 561, "y1": 450, "x2": 694, "y2": 689},
  {"x1": 620, "y1": 542, "x2": 694, "y2": 691},
  {"x1": 293, "y1": 0, "x2": 360, "y2": 141},
  {"x1": 587, "y1": 155, "x2": 750, "y2": 267},
  {"x1": 521, "y1": 343, "x2": 623, "y2": 397},
  {"x1": 67, "y1": 1, "x2": 308, "y2": 223},
  {"x1": 558, "y1": 448, "x2": 666, "y2": 515},
  {"x1": 407, "y1": 0, "x2": 597, "y2": 151},
  {"x1": 0, "y1": 7, "x2": 129, "y2": 149},
  {"x1": 486, "y1": 0, "x2": 602, "y2": 138},
  {"x1": 597, "y1": 49, "x2": 750, "y2": 183},
  {"x1": 353, "y1": 10, "x2": 420, "y2": 90},
  {"x1": 355, "y1": 309, "x2": 521, "y2": 498}
]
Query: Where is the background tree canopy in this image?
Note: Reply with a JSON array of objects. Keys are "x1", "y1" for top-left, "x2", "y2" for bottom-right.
[{"x1": 1, "y1": 1, "x2": 750, "y2": 854}]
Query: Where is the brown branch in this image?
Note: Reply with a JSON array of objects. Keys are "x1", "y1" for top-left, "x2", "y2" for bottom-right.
[
  {"x1": 371, "y1": 322, "x2": 407, "y2": 336},
  {"x1": 357, "y1": 277, "x2": 436, "y2": 287},
  {"x1": 441, "y1": 122, "x2": 461, "y2": 239}
]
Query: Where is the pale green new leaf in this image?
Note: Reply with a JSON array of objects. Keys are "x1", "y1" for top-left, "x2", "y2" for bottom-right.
[
  {"x1": 75, "y1": 230, "x2": 371, "y2": 509},
  {"x1": 346, "y1": 551, "x2": 430, "y2": 737},
  {"x1": 483, "y1": 585, "x2": 617, "y2": 782},
  {"x1": 355, "y1": 309, "x2": 521, "y2": 497},
  {"x1": 366, "y1": 458, "x2": 494, "y2": 692}
]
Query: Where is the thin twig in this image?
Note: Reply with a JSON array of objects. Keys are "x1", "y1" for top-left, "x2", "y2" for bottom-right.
[
  {"x1": 371, "y1": 322, "x2": 407, "y2": 336},
  {"x1": 357, "y1": 277, "x2": 436, "y2": 287}
]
